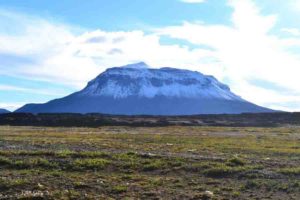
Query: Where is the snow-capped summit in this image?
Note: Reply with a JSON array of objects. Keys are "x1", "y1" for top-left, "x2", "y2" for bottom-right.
[
  {"x1": 80, "y1": 63, "x2": 242, "y2": 100},
  {"x1": 17, "y1": 62, "x2": 273, "y2": 115}
]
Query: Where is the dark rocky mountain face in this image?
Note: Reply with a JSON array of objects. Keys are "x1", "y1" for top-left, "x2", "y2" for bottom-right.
[{"x1": 16, "y1": 62, "x2": 273, "y2": 115}]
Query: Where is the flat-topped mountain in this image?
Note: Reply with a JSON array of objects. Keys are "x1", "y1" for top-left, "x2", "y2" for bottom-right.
[{"x1": 17, "y1": 62, "x2": 272, "y2": 115}]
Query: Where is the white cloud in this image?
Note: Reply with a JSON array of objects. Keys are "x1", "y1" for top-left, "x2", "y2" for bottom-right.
[
  {"x1": 0, "y1": 12, "x2": 99, "y2": 88},
  {"x1": 281, "y1": 28, "x2": 300, "y2": 36},
  {"x1": 158, "y1": 0, "x2": 300, "y2": 111},
  {"x1": 290, "y1": 0, "x2": 300, "y2": 11},
  {"x1": 180, "y1": 0, "x2": 205, "y2": 3},
  {"x1": 0, "y1": 102, "x2": 28, "y2": 112},
  {"x1": 0, "y1": 10, "x2": 218, "y2": 90},
  {"x1": 0, "y1": 84, "x2": 68, "y2": 96}
]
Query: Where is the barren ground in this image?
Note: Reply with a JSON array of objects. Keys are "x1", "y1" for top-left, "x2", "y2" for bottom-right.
[{"x1": 0, "y1": 126, "x2": 299, "y2": 199}]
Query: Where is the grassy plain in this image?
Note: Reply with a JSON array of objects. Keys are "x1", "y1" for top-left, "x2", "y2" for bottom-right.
[{"x1": 0, "y1": 126, "x2": 299, "y2": 199}]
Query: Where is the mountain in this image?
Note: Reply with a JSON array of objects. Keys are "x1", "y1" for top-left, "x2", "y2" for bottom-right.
[
  {"x1": 0, "y1": 109, "x2": 10, "y2": 114},
  {"x1": 16, "y1": 62, "x2": 273, "y2": 115}
]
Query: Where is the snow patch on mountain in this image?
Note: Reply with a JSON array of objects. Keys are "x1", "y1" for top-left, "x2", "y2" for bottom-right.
[{"x1": 79, "y1": 62, "x2": 243, "y2": 100}]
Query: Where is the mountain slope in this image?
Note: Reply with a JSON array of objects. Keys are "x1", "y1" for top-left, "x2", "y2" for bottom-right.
[
  {"x1": 17, "y1": 62, "x2": 273, "y2": 115},
  {"x1": 0, "y1": 109, "x2": 10, "y2": 114}
]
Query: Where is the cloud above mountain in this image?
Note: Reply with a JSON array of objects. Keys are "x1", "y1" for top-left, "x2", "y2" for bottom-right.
[
  {"x1": 159, "y1": 0, "x2": 300, "y2": 111},
  {"x1": 0, "y1": 10, "x2": 218, "y2": 88}
]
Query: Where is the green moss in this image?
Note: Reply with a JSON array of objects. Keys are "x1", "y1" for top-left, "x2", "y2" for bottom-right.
[
  {"x1": 226, "y1": 156, "x2": 246, "y2": 166},
  {"x1": 0, "y1": 156, "x2": 12, "y2": 165},
  {"x1": 78, "y1": 151, "x2": 110, "y2": 158},
  {"x1": 72, "y1": 158, "x2": 110, "y2": 170},
  {"x1": 279, "y1": 167, "x2": 300, "y2": 175},
  {"x1": 203, "y1": 164, "x2": 249, "y2": 177},
  {"x1": 13, "y1": 158, "x2": 58, "y2": 169},
  {"x1": 56, "y1": 149, "x2": 74, "y2": 158},
  {"x1": 0, "y1": 178, "x2": 29, "y2": 190},
  {"x1": 232, "y1": 191, "x2": 241, "y2": 197},
  {"x1": 142, "y1": 160, "x2": 166, "y2": 171},
  {"x1": 112, "y1": 185, "x2": 128, "y2": 193},
  {"x1": 243, "y1": 180, "x2": 261, "y2": 190}
]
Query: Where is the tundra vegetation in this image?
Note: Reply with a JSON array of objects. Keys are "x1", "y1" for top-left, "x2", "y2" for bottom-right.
[{"x1": 0, "y1": 126, "x2": 299, "y2": 199}]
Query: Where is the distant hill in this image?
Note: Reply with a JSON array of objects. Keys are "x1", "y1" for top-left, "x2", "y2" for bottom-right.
[
  {"x1": 0, "y1": 109, "x2": 10, "y2": 114},
  {"x1": 0, "y1": 112, "x2": 297, "y2": 127},
  {"x1": 17, "y1": 62, "x2": 273, "y2": 115}
]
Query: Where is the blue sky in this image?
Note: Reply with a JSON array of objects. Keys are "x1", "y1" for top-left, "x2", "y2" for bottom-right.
[
  {"x1": 1, "y1": 0, "x2": 300, "y2": 111},
  {"x1": 0, "y1": 0, "x2": 232, "y2": 30}
]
